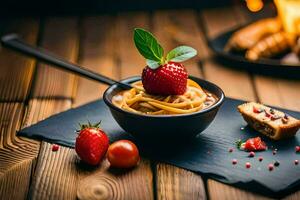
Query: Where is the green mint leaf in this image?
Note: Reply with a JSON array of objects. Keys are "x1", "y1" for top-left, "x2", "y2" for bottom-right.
[
  {"x1": 236, "y1": 139, "x2": 245, "y2": 150},
  {"x1": 134, "y1": 28, "x2": 164, "y2": 62},
  {"x1": 166, "y1": 46, "x2": 197, "y2": 62},
  {"x1": 146, "y1": 59, "x2": 160, "y2": 69}
]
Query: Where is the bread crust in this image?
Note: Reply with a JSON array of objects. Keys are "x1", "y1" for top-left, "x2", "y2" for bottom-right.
[
  {"x1": 225, "y1": 18, "x2": 282, "y2": 51},
  {"x1": 238, "y1": 102, "x2": 300, "y2": 140}
]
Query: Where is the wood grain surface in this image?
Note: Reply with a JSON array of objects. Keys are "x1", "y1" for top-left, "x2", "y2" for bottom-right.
[
  {"x1": 26, "y1": 17, "x2": 80, "y2": 200},
  {"x1": 152, "y1": 10, "x2": 206, "y2": 200},
  {"x1": 201, "y1": 4, "x2": 299, "y2": 200},
  {"x1": 29, "y1": 142, "x2": 79, "y2": 200},
  {"x1": 117, "y1": 12, "x2": 150, "y2": 79},
  {"x1": 0, "y1": 19, "x2": 39, "y2": 101},
  {"x1": 199, "y1": 5, "x2": 271, "y2": 200},
  {"x1": 0, "y1": 103, "x2": 33, "y2": 200},
  {"x1": 0, "y1": 3, "x2": 300, "y2": 200},
  {"x1": 73, "y1": 16, "x2": 118, "y2": 107},
  {"x1": 0, "y1": 18, "x2": 40, "y2": 200},
  {"x1": 74, "y1": 13, "x2": 154, "y2": 200},
  {"x1": 32, "y1": 17, "x2": 79, "y2": 99},
  {"x1": 156, "y1": 164, "x2": 206, "y2": 200}
]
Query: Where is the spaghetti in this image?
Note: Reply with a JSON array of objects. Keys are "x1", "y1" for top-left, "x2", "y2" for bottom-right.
[{"x1": 112, "y1": 79, "x2": 217, "y2": 115}]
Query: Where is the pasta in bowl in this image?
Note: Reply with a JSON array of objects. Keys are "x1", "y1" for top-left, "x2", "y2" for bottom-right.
[
  {"x1": 104, "y1": 76, "x2": 224, "y2": 142},
  {"x1": 112, "y1": 79, "x2": 218, "y2": 115}
]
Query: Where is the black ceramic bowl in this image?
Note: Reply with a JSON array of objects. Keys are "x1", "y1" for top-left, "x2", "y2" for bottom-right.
[{"x1": 103, "y1": 76, "x2": 225, "y2": 142}]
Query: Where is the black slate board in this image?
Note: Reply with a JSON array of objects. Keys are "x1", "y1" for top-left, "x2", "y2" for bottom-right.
[
  {"x1": 19, "y1": 98, "x2": 300, "y2": 198},
  {"x1": 208, "y1": 26, "x2": 300, "y2": 79}
]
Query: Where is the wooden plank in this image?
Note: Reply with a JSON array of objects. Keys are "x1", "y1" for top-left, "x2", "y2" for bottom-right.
[
  {"x1": 152, "y1": 10, "x2": 205, "y2": 77},
  {"x1": 156, "y1": 164, "x2": 205, "y2": 200},
  {"x1": 0, "y1": 99, "x2": 71, "y2": 200},
  {"x1": 73, "y1": 16, "x2": 118, "y2": 107},
  {"x1": 152, "y1": 10, "x2": 206, "y2": 200},
  {"x1": 32, "y1": 17, "x2": 79, "y2": 98},
  {"x1": 72, "y1": 12, "x2": 154, "y2": 200},
  {"x1": 207, "y1": 180, "x2": 272, "y2": 200},
  {"x1": 0, "y1": 18, "x2": 75, "y2": 200},
  {"x1": 200, "y1": 6, "x2": 256, "y2": 101},
  {"x1": 233, "y1": 4, "x2": 300, "y2": 200},
  {"x1": 26, "y1": 16, "x2": 81, "y2": 199},
  {"x1": 0, "y1": 158, "x2": 33, "y2": 200},
  {"x1": 23, "y1": 99, "x2": 72, "y2": 128},
  {"x1": 29, "y1": 142, "x2": 78, "y2": 200},
  {"x1": 199, "y1": 6, "x2": 267, "y2": 200},
  {"x1": 116, "y1": 12, "x2": 150, "y2": 79},
  {"x1": 0, "y1": 103, "x2": 24, "y2": 149},
  {"x1": 77, "y1": 159, "x2": 153, "y2": 200},
  {"x1": 0, "y1": 102, "x2": 36, "y2": 200},
  {"x1": 0, "y1": 19, "x2": 39, "y2": 101},
  {"x1": 202, "y1": 4, "x2": 300, "y2": 199}
]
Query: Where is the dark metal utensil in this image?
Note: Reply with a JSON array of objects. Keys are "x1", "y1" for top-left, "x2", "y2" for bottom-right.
[{"x1": 0, "y1": 33, "x2": 133, "y2": 89}]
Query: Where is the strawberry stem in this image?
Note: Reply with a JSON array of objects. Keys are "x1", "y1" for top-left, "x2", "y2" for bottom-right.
[{"x1": 77, "y1": 120, "x2": 102, "y2": 132}]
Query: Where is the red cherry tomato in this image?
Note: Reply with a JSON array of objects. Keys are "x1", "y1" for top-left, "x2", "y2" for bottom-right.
[{"x1": 107, "y1": 140, "x2": 140, "y2": 168}]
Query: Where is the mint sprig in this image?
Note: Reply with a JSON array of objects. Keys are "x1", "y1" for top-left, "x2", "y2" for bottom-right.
[
  {"x1": 236, "y1": 139, "x2": 245, "y2": 150},
  {"x1": 166, "y1": 46, "x2": 197, "y2": 62},
  {"x1": 134, "y1": 28, "x2": 197, "y2": 69},
  {"x1": 134, "y1": 28, "x2": 164, "y2": 63}
]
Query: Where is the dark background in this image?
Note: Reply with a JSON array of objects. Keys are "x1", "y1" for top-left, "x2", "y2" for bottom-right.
[{"x1": 0, "y1": 0, "x2": 234, "y2": 16}]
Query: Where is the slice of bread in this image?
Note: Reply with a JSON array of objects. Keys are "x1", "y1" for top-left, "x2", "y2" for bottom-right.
[{"x1": 238, "y1": 102, "x2": 300, "y2": 140}]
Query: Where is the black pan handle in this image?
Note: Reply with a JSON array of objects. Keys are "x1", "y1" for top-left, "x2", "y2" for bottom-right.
[{"x1": 1, "y1": 33, "x2": 132, "y2": 89}]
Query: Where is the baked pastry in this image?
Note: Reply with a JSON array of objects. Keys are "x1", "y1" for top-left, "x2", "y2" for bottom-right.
[
  {"x1": 245, "y1": 32, "x2": 295, "y2": 61},
  {"x1": 225, "y1": 18, "x2": 282, "y2": 51},
  {"x1": 238, "y1": 102, "x2": 300, "y2": 140}
]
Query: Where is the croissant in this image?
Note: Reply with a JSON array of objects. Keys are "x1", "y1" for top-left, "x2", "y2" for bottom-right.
[
  {"x1": 225, "y1": 18, "x2": 282, "y2": 51},
  {"x1": 245, "y1": 32, "x2": 295, "y2": 61}
]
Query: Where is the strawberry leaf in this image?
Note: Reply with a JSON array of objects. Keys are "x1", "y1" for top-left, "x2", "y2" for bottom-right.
[
  {"x1": 166, "y1": 46, "x2": 197, "y2": 62},
  {"x1": 134, "y1": 28, "x2": 164, "y2": 63},
  {"x1": 146, "y1": 59, "x2": 161, "y2": 69}
]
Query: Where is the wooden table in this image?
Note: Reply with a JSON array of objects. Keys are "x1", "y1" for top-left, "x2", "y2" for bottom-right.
[{"x1": 1, "y1": 3, "x2": 300, "y2": 200}]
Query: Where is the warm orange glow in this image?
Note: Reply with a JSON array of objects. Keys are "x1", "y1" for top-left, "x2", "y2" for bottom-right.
[
  {"x1": 246, "y1": 0, "x2": 264, "y2": 12},
  {"x1": 274, "y1": 0, "x2": 300, "y2": 35}
]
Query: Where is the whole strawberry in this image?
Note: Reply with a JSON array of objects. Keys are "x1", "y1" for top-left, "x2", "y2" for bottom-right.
[
  {"x1": 134, "y1": 28, "x2": 197, "y2": 95},
  {"x1": 142, "y1": 62, "x2": 187, "y2": 95},
  {"x1": 75, "y1": 121, "x2": 109, "y2": 165}
]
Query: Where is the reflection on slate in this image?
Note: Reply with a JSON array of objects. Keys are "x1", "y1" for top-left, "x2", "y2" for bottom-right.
[{"x1": 19, "y1": 98, "x2": 300, "y2": 198}]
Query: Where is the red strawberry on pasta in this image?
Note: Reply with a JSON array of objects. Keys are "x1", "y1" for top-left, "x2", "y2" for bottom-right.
[
  {"x1": 142, "y1": 62, "x2": 187, "y2": 95},
  {"x1": 134, "y1": 28, "x2": 197, "y2": 95}
]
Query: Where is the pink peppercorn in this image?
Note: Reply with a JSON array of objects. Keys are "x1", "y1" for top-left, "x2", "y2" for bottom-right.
[
  {"x1": 232, "y1": 159, "x2": 237, "y2": 165},
  {"x1": 258, "y1": 157, "x2": 263, "y2": 162},
  {"x1": 248, "y1": 151, "x2": 255, "y2": 157},
  {"x1": 295, "y1": 160, "x2": 299, "y2": 165},
  {"x1": 295, "y1": 146, "x2": 300, "y2": 153},
  {"x1": 268, "y1": 164, "x2": 274, "y2": 171},
  {"x1": 245, "y1": 162, "x2": 251, "y2": 169},
  {"x1": 272, "y1": 150, "x2": 277, "y2": 155},
  {"x1": 229, "y1": 148, "x2": 233, "y2": 153},
  {"x1": 52, "y1": 144, "x2": 59, "y2": 151}
]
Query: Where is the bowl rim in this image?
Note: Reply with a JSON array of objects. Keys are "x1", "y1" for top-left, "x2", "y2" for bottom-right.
[{"x1": 103, "y1": 76, "x2": 225, "y2": 118}]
